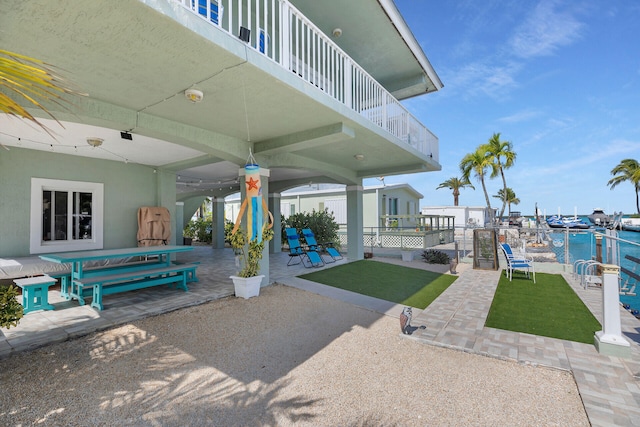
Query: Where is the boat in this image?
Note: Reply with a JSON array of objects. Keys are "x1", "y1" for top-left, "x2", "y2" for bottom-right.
[
  {"x1": 587, "y1": 208, "x2": 612, "y2": 227},
  {"x1": 546, "y1": 215, "x2": 590, "y2": 229},
  {"x1": 621, "y1": 219, "x2": 640, "y2": 232}
]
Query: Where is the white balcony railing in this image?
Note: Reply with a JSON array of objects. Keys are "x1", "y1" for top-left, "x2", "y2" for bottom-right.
[{"x1": 175, "y1": 0, "x2": 438, "y2": 160}]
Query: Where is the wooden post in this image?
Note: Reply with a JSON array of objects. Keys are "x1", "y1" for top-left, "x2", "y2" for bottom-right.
[{"x1": 595, "y1": 235, "x2": 603, "y2": 263}]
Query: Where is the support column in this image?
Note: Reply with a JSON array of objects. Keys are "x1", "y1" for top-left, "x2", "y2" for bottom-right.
[
  {"x1": 175, "y1": 202, "x2": 184, "y2": 245},
  {"x1": 212, "y1": 197, "x2": 226, "y2": 249},
  {"x1": 346, "y1": 185, "x2": 364, "y2": 260},
  {"x1": 594, "y1": 264, "x2": 631, "y2": 358},
  {"x1": 156, "y1": 169, "x2": 177, "y2": 244},
  {"x1": 269, "y1": 192, "x2": 282, "y2": 253},
  {"x1": 237, "y1": 166, "x2": 271, "y2": 287}
]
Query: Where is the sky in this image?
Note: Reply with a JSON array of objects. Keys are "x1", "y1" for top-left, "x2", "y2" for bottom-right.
[{"x1": 363, "y1": 0, "x2": 640, "y2": 216}]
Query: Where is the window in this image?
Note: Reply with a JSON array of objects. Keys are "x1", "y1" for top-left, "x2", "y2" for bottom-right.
[
  {"x1": 31, "y1": 178, "x2": 103, "y2": 254},
  {"x1": 388, "y1": 197, "x2": 398, "y2": 215}
]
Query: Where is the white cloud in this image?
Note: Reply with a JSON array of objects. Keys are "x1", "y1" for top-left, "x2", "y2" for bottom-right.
[
  {"x1": 444, "y1": 61, "x2": 521, "y2": 99},
  {"x1": 497, "y1": 110, "x2": 542, "y2": 123},
  {"x1": 509, "y1": 0, "x2": 584, "y2": 58}
]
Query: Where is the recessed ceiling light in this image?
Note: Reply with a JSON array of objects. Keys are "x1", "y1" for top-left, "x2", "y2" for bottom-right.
[{"x1": 354, "y1": 154, "x2": 365, "y2": 161}]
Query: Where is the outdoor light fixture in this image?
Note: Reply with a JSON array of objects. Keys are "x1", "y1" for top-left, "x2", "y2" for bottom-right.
[
  {"x1": 120, "y1": 131, "x2": 133, "y2": 140},
  {"x1": 185, "y1": 88, "x2": 204, "y2": 103},
  {"x1": 86, "y1": 137, "x2": 103, "y2": 148},
  {"x1": 332, "y1": 28, "x2": 343, "y2": 38},
  {"x1": 354, "y1": 154, "x2": 365, "y2": 161}
]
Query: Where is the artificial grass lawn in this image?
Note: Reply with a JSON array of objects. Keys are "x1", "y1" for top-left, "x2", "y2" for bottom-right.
[
  {"x1": 486, "y1": 272, "x2": 601, "y2": 344},
  {"x1": 298, "y1": 260, "x2": 457, "y2": 309}
]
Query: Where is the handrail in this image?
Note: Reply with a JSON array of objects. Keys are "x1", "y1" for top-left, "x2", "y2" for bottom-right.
[{"x1": 174, "y1": 0, "x2": 438, "y2": 159}]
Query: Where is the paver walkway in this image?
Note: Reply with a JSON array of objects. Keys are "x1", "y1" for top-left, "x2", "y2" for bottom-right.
[{"x1": 1, "y1": 246, "x2": 639, "y2": 426}]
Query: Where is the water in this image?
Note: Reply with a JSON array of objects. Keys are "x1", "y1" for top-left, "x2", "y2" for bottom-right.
[{"x1": 548, "y1": 227, "x2": 640, "y2": 313}]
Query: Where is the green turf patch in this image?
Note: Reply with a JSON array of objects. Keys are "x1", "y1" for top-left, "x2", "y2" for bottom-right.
[
  {"x1": 298, "y1": 260, "x2": 457, "y2": 309},
  {"x1": 486, "y1": 272, "x2": 601, "y2": 344}
]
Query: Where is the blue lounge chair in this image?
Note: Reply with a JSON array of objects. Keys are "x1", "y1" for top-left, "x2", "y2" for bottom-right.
[
  {"x1": 258, "y1": 29, "x2": 270, "y2": 54},
  {"x1": 195, "y1": 0, "x2": 223, "y2": 25},
  {"x1": 500, "y1": 243, "x2": 535, "y2": 283},
  {"x1": 286, "y1": 228, "x2": 324, "y2": 268},
  {"x1": 285, "y1": 228, "x2": 305, "y2": 266},
  {"x1": 302, "y1": 228, "x2": 343, "y2": 262}
]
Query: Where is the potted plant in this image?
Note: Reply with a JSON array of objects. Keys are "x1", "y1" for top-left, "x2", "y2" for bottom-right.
[
  {"x1": 400, "y1": 246, "x2": 414, "y2": 262},
  {"x1": 229, "y1": 226, "x2": 274, "y2": 299}
]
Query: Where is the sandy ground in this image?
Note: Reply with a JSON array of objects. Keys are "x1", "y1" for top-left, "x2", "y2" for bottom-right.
[{"x1": 0, "y1": 284, "x2": 588, "y2": 426}]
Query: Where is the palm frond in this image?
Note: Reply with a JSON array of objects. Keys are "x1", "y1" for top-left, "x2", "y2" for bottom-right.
[{"x1": 0, "y1": 49, "x2": 86, "y2": 136}]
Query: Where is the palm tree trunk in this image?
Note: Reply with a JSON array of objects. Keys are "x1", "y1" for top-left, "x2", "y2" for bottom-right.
[
  {"x1": 499, "y1": 167, "x2": 508, "y2": 219},
  {"x1": 480, "y1": 176, "x2": 494, "y2": 223}
]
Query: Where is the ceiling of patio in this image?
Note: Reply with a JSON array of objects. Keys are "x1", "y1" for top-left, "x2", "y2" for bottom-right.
[{"x1": 0, "y1": 0, "x2": 442, "y2": 197}]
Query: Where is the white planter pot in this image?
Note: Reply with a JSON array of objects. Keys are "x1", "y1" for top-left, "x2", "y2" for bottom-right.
[
  {"x1": 230, "y1": 275, "x2": 264, "y2": 299},
  {"x1": 401, "y1": 250, "x2": 414, "y2": 262}
]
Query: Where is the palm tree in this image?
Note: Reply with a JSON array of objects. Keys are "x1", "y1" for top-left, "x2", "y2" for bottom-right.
[
  {"x1": 493, "y1": 187, "x2": 520, "y2": 216},
  {"x1": 484, "y1": 133, "x2": 516, "y2": 220},
  {"x1": 0, "y1": 49, "x2": 82, "y2": 134},
  {"x1": 436, "y1": 177, "x2": 475, "y2": 206},
  {"x1": 608, "y1": 159, "x2": 640, "y2": 214},
  {"x1": 460, "y1": 146, "x2": 497, "y2": 222}
]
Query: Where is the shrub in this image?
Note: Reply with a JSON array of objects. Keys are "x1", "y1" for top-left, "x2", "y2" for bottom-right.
[
  {"x1": 282, "y1": 209, "x2": 340, "y2": 247},
  {"x1": 224, "y1": 219, "x2": 235, "y2": 244},
  {"x1": 0, "y1": 285, "x2": 23, "y2": 329},
  {"x1": 421, "y1": 249, "x2": 450, "y2": 265},
  {"x1": 183, "y1": 217, "x2": 212, "y2": 243}
]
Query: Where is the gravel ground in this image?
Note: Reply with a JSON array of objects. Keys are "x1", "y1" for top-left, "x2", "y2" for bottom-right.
[{"x1": 0, "y1": 284, "x2": 588, "y2": 426}]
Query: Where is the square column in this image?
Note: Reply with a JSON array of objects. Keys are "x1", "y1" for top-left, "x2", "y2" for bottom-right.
[
  {"x1": 175, "y1": 202, "x2": 184, "y2": 244},
  {"x1": 237, "y1": 166, "x2": 271, "y2": 286},
  {"x1": 269, "y1": 193, "x2": 282, "y2": 253},
  {"x1": 212, "y1": 197, "x2": 226, "y2": 249},
  {"x1": 594, "y1": 264, "x2": 631, "y2": 358},
  {"x1": 346, "y1": 185, "x2": 364, "y2": 260}
]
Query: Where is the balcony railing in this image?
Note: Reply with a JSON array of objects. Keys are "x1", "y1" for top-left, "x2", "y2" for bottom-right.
[{"x1": 175, "y1": 0, "x2": 438, "y2": 159}]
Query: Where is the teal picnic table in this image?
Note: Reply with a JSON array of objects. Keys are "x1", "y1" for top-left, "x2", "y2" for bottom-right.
[{"x1": 39, "y1": 245, "x2": 195, "y2": 308}]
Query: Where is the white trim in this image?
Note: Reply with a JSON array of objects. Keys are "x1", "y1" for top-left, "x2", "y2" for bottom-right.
[
  {"x1": 30, "y1": 178, "x2": 104, "y2": 254},
  {"x1": 378, "y1": 0, "x2": 444, "y2": 91}
]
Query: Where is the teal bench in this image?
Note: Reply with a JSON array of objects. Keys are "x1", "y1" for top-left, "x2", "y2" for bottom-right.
[
  {"x1": 13, "y1": 275, "x2": 56, "y2": 314},
  {"x1": 49, "y1": 260, "x2": 159, "y2": 300},
  {"x1": 72, "y1": 263, "x2": 198, "y2": 311},
  {"x1": 172, "y1": 260, "x2": 200, "y2": 283}
]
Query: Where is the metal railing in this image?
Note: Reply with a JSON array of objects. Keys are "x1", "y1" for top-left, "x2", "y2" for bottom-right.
[{"x1": 174, "y1": 0, "x2": 438, "y2": 159}]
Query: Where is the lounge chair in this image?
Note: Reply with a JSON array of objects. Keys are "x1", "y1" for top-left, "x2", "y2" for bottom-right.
[
  {"x1": 301, "y1": 228, "x2": 343, "y2": 262},
  {"x1": 196, "y1": 0, "x2": 224, "y2": 25},
  {"x1": 285, "y1": 228, "x2": 324, "y2": 268},
  {"x1": 258, "y1": 28, "x2": 270, "y2": 54},
  {"x1": 285, "y1": 228, "x2": 305, "y2": 266},
  {"x1": 500, "y1": 243, "x2": 535, "y2": 283}
]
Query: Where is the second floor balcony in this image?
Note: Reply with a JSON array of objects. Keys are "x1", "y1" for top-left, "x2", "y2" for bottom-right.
[{"x1": 174, "y1": 0, "x2": 442, "y2": 160}]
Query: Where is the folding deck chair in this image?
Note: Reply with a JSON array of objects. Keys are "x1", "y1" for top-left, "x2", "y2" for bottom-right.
[
  {"x1": 285, "y1": 228, "x2": 324, "y2": 268},
  {"x1": 196, "y1": 0, "x2": 224, "y2": 25},
  {"x1": 500, "y1": 243, "x2": 535, "y2": 283},
  {"x1": 301, "y1": 228, "x2": 343, "y2": 262}
]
